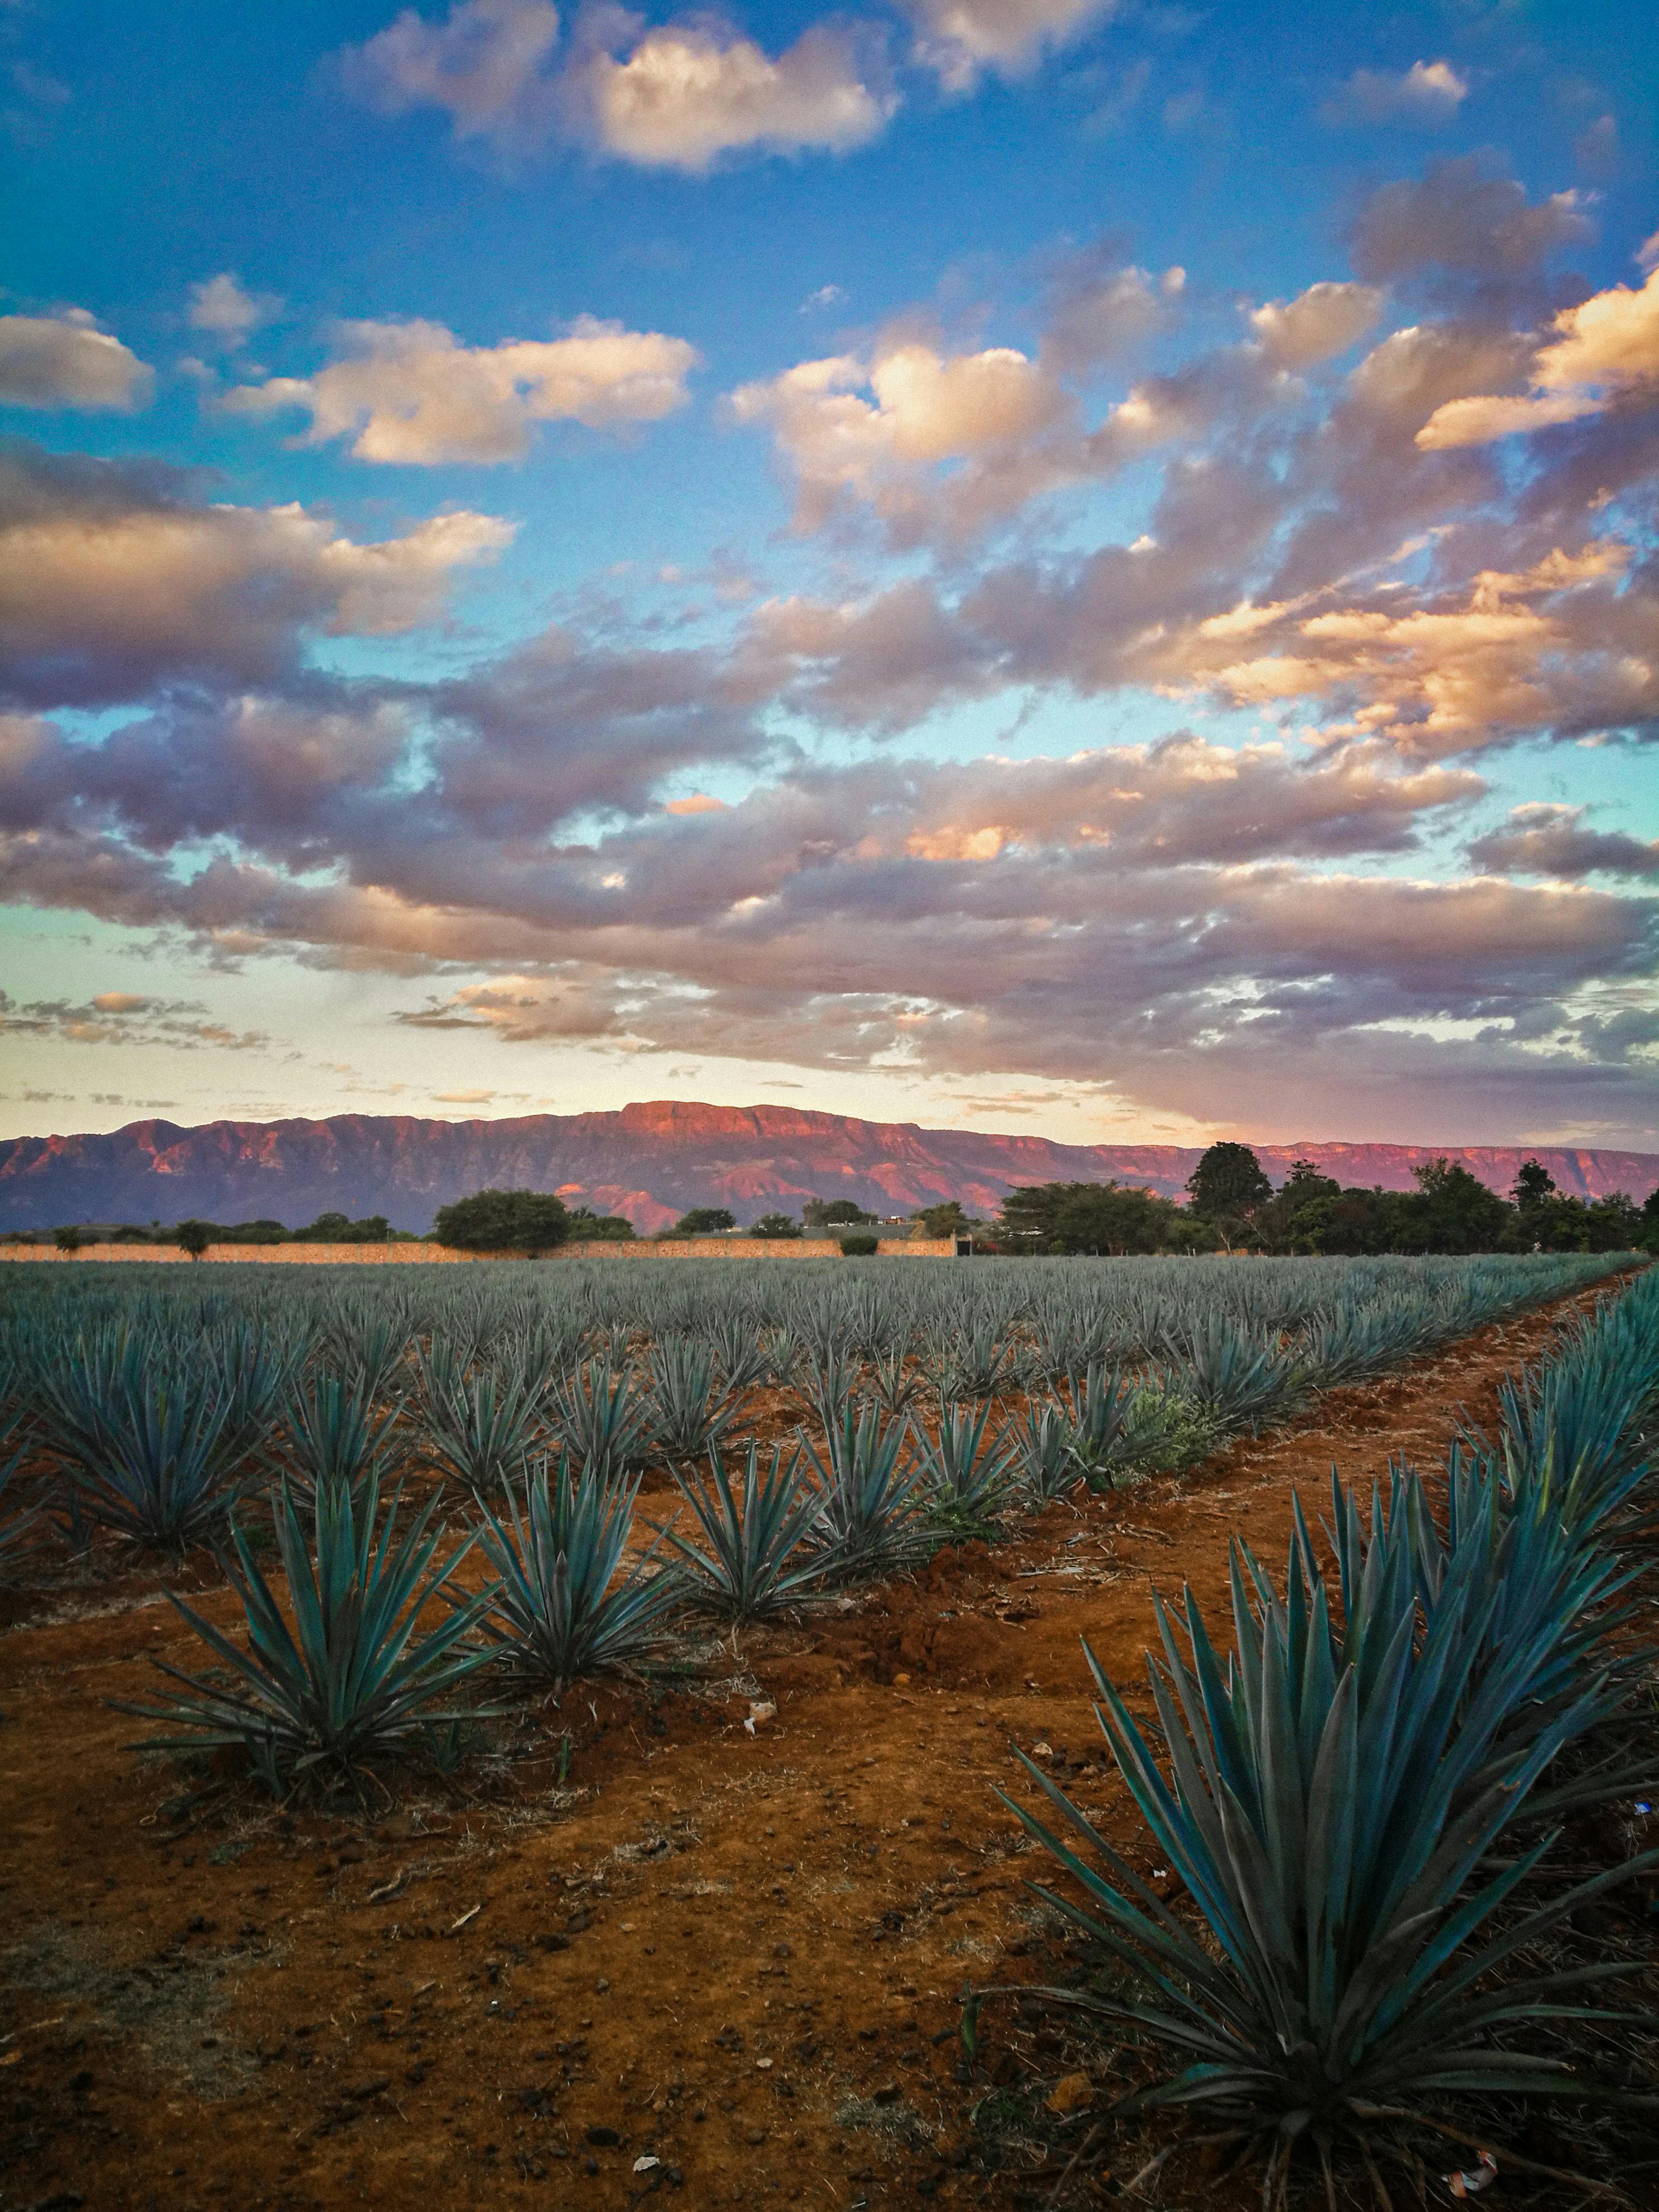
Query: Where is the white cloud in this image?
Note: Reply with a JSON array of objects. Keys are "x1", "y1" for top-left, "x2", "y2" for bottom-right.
[
  {"x1": 224, "y1": 315, "x2": 698, "y2": 463},
  {"x1": 570, "y1": 17, "x2": 895, "y2": 171},
  {"x1": 730, "y1": 337, "x2": 1075, "y2": 536},
  {"x1": 1324, "y1": 59, "x2": 1468, "y2": 128},
  {"x1": 1417, "y1": 264, "x2": 1659, "y2": 449},
  {"x1": 901, "y1": 0, "x2": 1114, "y2": 90},
  {"x1": 188, "y1": 274, "x2": 282, "y2": 344},
  {"x1": 342, "y1": 0, "x2": 562, "y2": 148},
  {"x1": 0, "y1": 310, "x2": 153, "y2": 411},
  {"x1": 1249, "y1": 282, "x2": 1384, "y2": 370}
]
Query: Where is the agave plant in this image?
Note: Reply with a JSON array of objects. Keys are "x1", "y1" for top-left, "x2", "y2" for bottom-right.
[
  {"x1": 865, "y1": 1344, "x2": 926, "y2": 1417},
  {"x1": 799, "y1": 1344, "x2": 860, "y2": 1434},
  {"x1": 799, "y1": 1401, "x2": 930, "y2": 1580},
  {"x1": 1059, "y1": 1362, "x2": 1142, "y2": 1483},
  {"x1": 470, "y1": 1456, "x2": 682, "y2": 1689},
  {"x1": 420, "y1": 1366, "x2": 545, "y2": 1497},
  {"x1": 1000, "y1": 1400, "x2": 1078, "y2": 1502},
  {"x1": 655, "y1": 1440, "x2": 827, "y2": 1621},
  {"x1": 700, "y1": 1311, "x2": 773, "y2": 1398},
  {"x1": 1174, "y1": 1314, "x2": 1307, "y2": 1434},
  {"x1": 0, "y1": 1406, "x2": 46, "y2": 1578},
  {"x1": 1004, "y1": 1482, "x2": 1652, "y2": 2195},
  {"x1": 913, "y1": 1398, "x2": 1021, "y2": 1536},
  {"x1": 647, "y1": 1337, "x2": 741, "y2": 1463},
  {"x1": 937, "y1": 1316, "x2": 1022, "y2": 1401},
  {"x1": 273, "y1": 1369, "x2": 409, "y2": 1500},
  {"x1": 115, "y1": 1476, "x2": 497, "y2": 1793},
  {"x1": 546, "y1": 1360, "x2": 654, "y2": 1485},
  {"x1": 35, "y1": 1323, "x2": 279, "y2": 1551}
]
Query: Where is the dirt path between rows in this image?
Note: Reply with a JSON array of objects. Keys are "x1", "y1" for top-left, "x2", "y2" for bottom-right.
[{"x1": 0, "y1": 1277, "x2": 1639, "y2": 2212}]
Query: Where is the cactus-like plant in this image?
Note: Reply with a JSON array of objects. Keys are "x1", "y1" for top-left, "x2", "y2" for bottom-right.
[
  {"x1": 656, "y1": 1441, "x2": 827, "y2": 1621},
  {"x1": 116, "y1": 1477, "x2": 496, "y2": 1792}
]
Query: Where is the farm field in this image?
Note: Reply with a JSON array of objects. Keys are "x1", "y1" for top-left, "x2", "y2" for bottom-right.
[{"x1": 1, "y1": 1253, "x2": 1655, "y2": 2211}]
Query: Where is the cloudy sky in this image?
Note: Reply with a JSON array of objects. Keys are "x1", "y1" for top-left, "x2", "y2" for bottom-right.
[{"x1": 2, "y1": 0, "x2": 1657, "y2": 1151}]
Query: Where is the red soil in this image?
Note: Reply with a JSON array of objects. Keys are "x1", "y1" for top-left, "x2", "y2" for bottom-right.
[{"x1": 0, "y1": 1278, "x2": 1645, "y2": 2212}]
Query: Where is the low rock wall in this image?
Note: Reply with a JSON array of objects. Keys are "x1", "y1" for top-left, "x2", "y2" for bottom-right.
[{"x1": 0, "y1": 1236, "x2": 955, "y2": 1264}]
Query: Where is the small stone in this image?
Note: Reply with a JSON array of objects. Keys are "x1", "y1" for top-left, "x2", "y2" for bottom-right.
[
  {"x1": 585, "y1": 2124, "x2": 621, "y2": 2147},
  {"x1": 1046, "y1": 2071, "x2": 1095, "y2": 2115},
  {"x1": 871, "y1": 2083, "x2": 901, "y2": 2106},
  {"x1": 745, "y1": 2126, "x2": 767, "y2": 2145}
]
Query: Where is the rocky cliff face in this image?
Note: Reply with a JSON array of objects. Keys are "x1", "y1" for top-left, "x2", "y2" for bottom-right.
[{"x1": 1, "y1": 1102, "x2": 1653, "y2": 1234}]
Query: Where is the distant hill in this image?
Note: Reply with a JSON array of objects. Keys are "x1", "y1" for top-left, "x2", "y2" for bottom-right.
[{"x1": 1, "y1": 1102, "x2": 1653, "y2": 1236}]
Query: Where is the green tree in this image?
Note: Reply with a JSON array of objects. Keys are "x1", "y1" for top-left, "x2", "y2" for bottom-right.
[
  {"x1": 671, "y1": 1207, "x2": 736, "y2": 1236},
  {"x1": 53, "y1": 1224, "x2": 83, "y2": 1253},
  {"x1": 1394, "y1": 1160, "x2": 1510, "y2": 1254},
  {"x1": 1185, "y1": 1142, "x2": 1273, "y2": 1225},
  {"x1": 1512, "y1": 1158, "x2": 1556, "y2": 1210},
  {"x1": 431, "y1": 1189, "x2": 570, "y2": 1256},
  {"x1": 750, "y1": 1212, "x2": 802, "y2": 1239},
  {"x1": 998, "y1": 1180, "x2": 1200, "y2": 1255},
  {"x1": 567, "y1": 1208, "x2": 634, "y2": 1241},
  {"x1": 176, "y1": 1219, "x2": 212, "y2": 1259},
  {"x1": 803, "y1": 1197, "x2": 875, "y2": 1229},
  {"x1": 913, "y1": 1200, "x2": 971, "y2": 1239}
]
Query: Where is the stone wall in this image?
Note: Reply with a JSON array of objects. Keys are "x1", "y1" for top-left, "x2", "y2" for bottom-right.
[{"x1": 0, "y1": 1237, "x2": 956, "y2": 1264}]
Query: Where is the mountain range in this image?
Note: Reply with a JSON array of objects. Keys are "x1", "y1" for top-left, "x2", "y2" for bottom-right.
[{"x1": 1, "y1": 1103, "x2": 1655, "y2": 1236}]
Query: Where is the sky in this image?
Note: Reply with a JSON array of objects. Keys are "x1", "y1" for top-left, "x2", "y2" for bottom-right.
[{"x1": 2, "y1": 0, "x2": 1657, "y2": 1153}]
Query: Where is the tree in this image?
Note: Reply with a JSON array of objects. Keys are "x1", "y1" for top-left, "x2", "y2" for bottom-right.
[
  {"x1": 1185, "y1": 1142, "x2": 1272, "y2": 1224},
  {"x1": 913, "y1": 1200, "x2": 971, "y2": 1239},
  {"x1": 1512, "y1": 1158, "x2": 1557, "y2": 1210},
  {"x1": 671, "y1": 1207, "x2": 736, "y2": 1236},
  {"x1": 803, "y1": 1197, "x2": 875, "y2": 1229},
  {"x1": 1396, "y1": 1160, "x2": 1510, "y2": 1254},
  {"x1": 567, "y1": 1209, "x2": 634, "y2": 1241},
  {"x1": 176, "y1": 1219, "x2": 212, "y2": 1259},
  {"x1": 750, "y1": 1212, "x2": 802, "y2": 1239},
  {"x1": 53, "y1": 1224, "x2": 82, "y2": 1253},
  {"x1": 997, "y1": 1180, "x2": 1201, "y2": 1255},
  {"x1": 431, "y1": 1189, "x2": 570, "y2": 1256}
]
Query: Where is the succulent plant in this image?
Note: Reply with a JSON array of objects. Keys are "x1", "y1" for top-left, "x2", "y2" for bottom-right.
[{"x1": 656, "y1": 1440, "x2": 827, "y2": 1621}]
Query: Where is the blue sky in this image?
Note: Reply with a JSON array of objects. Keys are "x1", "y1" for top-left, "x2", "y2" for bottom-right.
[{"x1": 2, "y1": 0, "x2": 1657, "y2": 1149}]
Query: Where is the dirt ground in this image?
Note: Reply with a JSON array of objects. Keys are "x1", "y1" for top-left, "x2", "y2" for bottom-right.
[{"x1": 2, "y1": 1277, "x2": 1653, "y2": 2212}]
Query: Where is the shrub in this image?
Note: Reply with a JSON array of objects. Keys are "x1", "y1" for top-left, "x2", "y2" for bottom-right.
[
  {"x1": 116, "y1": 1477, "x2": 496, "y2": 1794},
  {"x1": 751, "y1": 1212, "x2": 803, "y2": 1239},
  {"x1": 839, "y1": 1234, "x2": 880, "y2": 1257},
  {"x1": 471, "y1": 1457, "x2": 681, "y2": 1690},
  {"x1": 432, "y1": 1189, "x2": 570, "y2": 1255},
  {"x1": 176, "y1": 1220, "x2": 212, "y2": 1259}
]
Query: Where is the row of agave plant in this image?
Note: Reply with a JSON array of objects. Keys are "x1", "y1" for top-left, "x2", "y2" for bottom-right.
[
  {"x1": 1002, "y1": 1262, "x2": 1659, "y2": 2202},
  {"x1": 0, "y1": 1249, "x2": 1623, "y2": 1567}
]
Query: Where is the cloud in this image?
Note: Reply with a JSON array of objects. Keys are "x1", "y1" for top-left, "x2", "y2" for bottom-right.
[
  {"x1": 1323, "y1": 59, "x2": 1467, "y2": 128},
  {"x1": 0, "y1": 989, "x2": 270, "y2": 1052},
  {"x1": 341, "y1": 0, "x2": 563, "y2": 150},
  {"x1": 224, "y1": 315, "x2": 697, "y2": 463},
  {"x1": 0, "y1": 442, "x2": 512, "y2": 709},
  {"x1": 1248, "y1": 282, "x2": 1384, "y2": 370},
  {"x1": 1417, "y1": 264, "x2": 1659, "y2": 448},
  {"x1": 1469, "y1": 804, "x2": 1659, "y2": 881},
  {"x1": 1347, "y1": 158, "x2": 1593, "y2": 290},
  {"x1": 188, "y1": 274, "x2": 282, "y2": 344},
  {"x1": 568, "y1": 14, "x2": 896, "y2": 170},
  {"x1": 901, "y1": 0, "x2": 1114, "y2": 90},
  {"x1": 0, "y1": 310, "x2": 153, "y2": 411},
  {"x1": 342, "y1": 0, "x2": 896, "y2": 168}
]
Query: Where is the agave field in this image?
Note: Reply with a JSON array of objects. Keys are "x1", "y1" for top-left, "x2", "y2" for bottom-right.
[{"x1": 1, "y1": 1248, "x2": 1655, "y2": 2211}]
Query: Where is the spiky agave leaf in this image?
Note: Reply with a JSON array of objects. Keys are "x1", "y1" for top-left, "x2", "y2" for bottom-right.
[
  {"x1": 0, "y1": 1406, "x2": 46, "y2": 1579},
  {"x1": 546, "y1": 1360, "x2": 654, "y2": 1486},
  {"x1": 798, "y1": 1401, "x2": 931, "y2": 1581},
  {"x1": 700, "y1": 1311, "x2": 773, "y2": 1398},
  {"x1": 913, "y1": 1398, "x2": 1021, "y2": 1536},
  {"x1": 470, "y1": 1455, "x2": 682, "y2": 1690},
  {"x1": 420, "y1": 1367, "x2": 545, "y2": 1497},
  {"x1": 1174, "y1": 1313, "x2": 1308, "y2": 1434},
  {"x1": 114, "y1": 1476, "x2": 497, "y2": 1792},
  {"x1": 1000, "y1": 1400, "x2": 1078, "y2": 1502},
  {"x1": 271, "y1": 1369, "x2": 410, "y2": 1501},
  {"x1": 1002, "y1": 1495, "x2": 1653, "y2": 2152},
  {"x1": 864, "y1": 1345, "x2": 925, "y2": 1417},
  {"x1": 647, "y1": 1337, "x2": 742, "y2": 1463},
  {"x1": 35, "y1": 1322, "x2": 280, "y2": 1551},
  {"x1": 655, "y1": 1440, "x2": 828, "y2": 1622}
]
